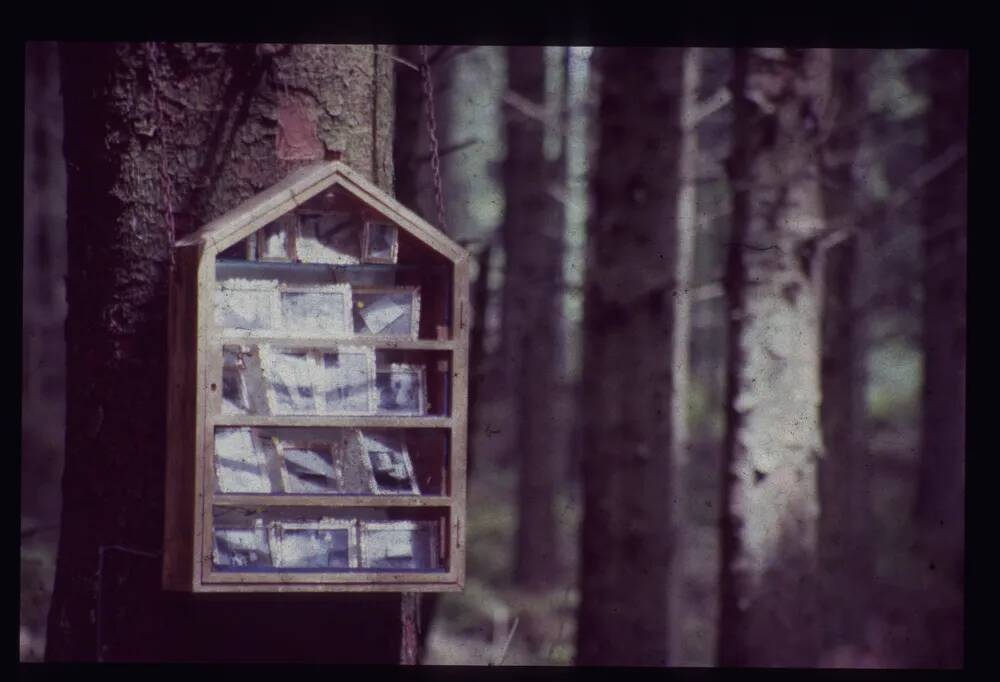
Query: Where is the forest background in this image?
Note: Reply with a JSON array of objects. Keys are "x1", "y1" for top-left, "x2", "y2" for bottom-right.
[{"x1": 21, "y1": 42, "x2": 966, "y2": 666}]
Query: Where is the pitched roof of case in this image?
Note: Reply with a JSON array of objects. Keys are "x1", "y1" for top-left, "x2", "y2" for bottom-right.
[{"x1": 176, "y1": 160, "x2": 467, "y2": 263}]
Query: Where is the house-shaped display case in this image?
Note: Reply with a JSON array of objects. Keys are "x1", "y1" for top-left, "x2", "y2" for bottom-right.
[{"x1": 163, "y1": 161, "x2": 469, "y2": 592}]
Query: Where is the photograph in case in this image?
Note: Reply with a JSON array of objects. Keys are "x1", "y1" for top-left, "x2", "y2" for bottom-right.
[
  {"x1": 362, "y1": 221, "x2": 399, "y2": 264},
  {"x1": 258, "y1": 218, "x2": 293, "y2": 261},
  {"x1": 260, "y1": 348, "x2": 319, "y2": 415},
  {"x1": 271, "y1": 521, "x2": 356, "y2": 569},
  {"x1": 213, "y1": 522, "x2": 273, "y2": 570},
  {"x1": 352, "y1": 287, "x2": 420, "y2": 339},
  {"x1": 359, "y1": 431, "x2": 419, "y2": 495},
  {"x1": 214, "y1": 278, "x2": 279, "y2": 332},
  {"x1": 317, "y1": 348, "x2": 377, "y2": 415},
  {"x1": 360, "y1": 521, "x2": 438, "y2": 571},
  {"x1": 214, "y1": 427, "x2": 273, "y2": 493},
  {"x1": 221, "y1": 346, "x2": 251, "y2": 414},
  {"x1": 279, "y1": 283, "x2": 353, "y2": 337},
  {"x1": 376, "y1": 363, "x2": 427, "y2": 415},
  {"x1": 280, "y1": 443, "x2": 339, "y2": 494},
  {"x1": 296, "y1": 211, "x2": 362, "y2": 264}
]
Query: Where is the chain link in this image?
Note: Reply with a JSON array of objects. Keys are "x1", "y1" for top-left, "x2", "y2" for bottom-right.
[
  {"x1": 419, "y1": 45, "x2": 448, "y2": 233},
  {"x1": 145, "y1": 42, "x2": 177, "y2": 270}
]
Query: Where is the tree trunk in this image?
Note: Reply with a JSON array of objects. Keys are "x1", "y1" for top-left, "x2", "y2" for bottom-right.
[
  {"x1": 501, "y1": 46, "x2": 565, "y2": 590},
  {"x1": 913, "y1": 49, "x2": 967, "y2": 585},
  {"x1": 46, "y1": 42, "x2": 406, "y2": 663},
  {"x1": 391, "y1": 44, "x2": 461, "y2": 659},
  {"x1": 667, "y1": 46, "x2": 700, "y2": 665},
  {"x1": 717, "y1": 48, "x2": 832, "y2": 667},
  {"x1": 575, "y1": 47, "x2": 687, "y2": 666},
  {"x1": 818, "y1": 48, "x2": 875, "y2": 651}
]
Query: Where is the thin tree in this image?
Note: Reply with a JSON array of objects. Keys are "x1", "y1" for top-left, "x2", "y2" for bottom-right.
[
  {"x1": 46, "y1": 42, "x2": 407, "y2": 662},
  {"x1": 818, "y1": 48, "x2": 876, "y2": 651},
  {"x1": 717, "y1": 48, "x2": 832, "y2": 667},
  {"x1": 575, "y1": 47, "x2": 689, "y2": 666},
  {"x1": 501, "y1": 46, "x2": 565, "y2": 590}
]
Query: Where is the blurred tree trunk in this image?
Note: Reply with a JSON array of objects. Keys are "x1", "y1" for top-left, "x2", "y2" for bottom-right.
[
  {"x1": 46, "y1": 42, "x2": 406, "y2": 663},
  {"x1": 23, "y1": 40, "x2": 68, "y2": 534},
  {"x1": 394, "y1": 45, "x2": 427, "y2": 213},
  {"x1": 391, "y1": 44, "x2": 463, "y2": 658},
  {"x1": 667, "y1": 46, "x2": 700, "y2": 665},
  {"x1": 717, "y1": 48, "x2": 832, "y2": 667},
  {"x1": 818, "y1": 48, "x2": 875, "y2": 650},
  {"x1": 502, "y1": 46, "x2": 565, "y2": 590},
  {"x1": 913, "y1": 49, "x2": 967, "y2": 584},
  {"x1": 575, "y1": 47, "x2": 688, "y2": 666}
]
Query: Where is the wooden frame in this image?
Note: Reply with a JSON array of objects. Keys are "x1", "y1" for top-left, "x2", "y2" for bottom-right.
[
  {"x1": 352, "y1": 286, "x2": 421, "y2": 339},
  {"x1": 361, "y1": 221, "x2": 399, "y2": 264},
  {"x1": 165, "y1": 160, "x2": 470, "y2": 593}
]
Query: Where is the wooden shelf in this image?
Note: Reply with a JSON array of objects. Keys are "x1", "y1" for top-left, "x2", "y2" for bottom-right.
[
  {"x1": 191, "y1": 582, "x2": 462, "y2": 593},
  {"x1": 213, "y1": 494, "x2": 452, "y2": 508},
  {"x1": 202, "y1": 569, "x2": 458, "y2": 586},
  {"x1": 216, "y1": 335, "x2": 455, "y2": 351},
  {"x1": 212, "y1": 415, "x2": 453, "y2": 429}
]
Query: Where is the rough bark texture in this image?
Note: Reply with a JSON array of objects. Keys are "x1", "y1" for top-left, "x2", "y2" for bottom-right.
[
  {"x1": 818, "y1": 48, "x2": 875, "y2": 650},
  {"x1": 501, "y1": 46, "x2": 564, "y2": 589},
  {"x1": 913, "y1": 49, "x2": 967, "y2": 585},
  {"x1": 46, "y1": 42, "x2": 402, "y2": 663},
  {"x1": 718, "y1": 48, "x2": 832, "y2": 667},
  {"x1": 575, "y1": 47, "x2": 686, "y2": 666}
]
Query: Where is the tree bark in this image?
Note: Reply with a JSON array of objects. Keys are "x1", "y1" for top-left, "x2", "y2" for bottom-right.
[
  {"x1": 575, "y1": 47, "x2": 687, "y2": 666},
  {"x1": 717, "y1": 48, "x2": 832, "y2": 667},
  {"x1": 818, "y1": 48, "x2": 875, "y2": 651},
  {"x1": 913, "y1": 49, "x2": 967, "y2": 586},
  {"x1": 501, "y1": 46, "x2": 565, "y2": 590},
  {"x1": 46, "y1": 41, "x2": 405, "y2": 663}
]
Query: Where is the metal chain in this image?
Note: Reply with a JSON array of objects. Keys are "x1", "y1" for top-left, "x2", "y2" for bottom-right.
[
  {"x1": 419, "y1": 45, "x2": 448, "y2": 233},
  {"x1": 145, "y1": 42, "x2": 177, "y2": 269}
]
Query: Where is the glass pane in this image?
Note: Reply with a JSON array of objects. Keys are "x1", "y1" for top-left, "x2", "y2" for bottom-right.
[
  {"x1": 362, "y1": 222, "x2": 398, "y2": 263},
  {"x1": 213, "y1": 427, "x2": 448, "y2": 495},
  {"x1": 215, "y1": 427, "x2": 274, "y2": 493},
  {"x1": 210, "y1": 507, "x2": 448, "y2": 573},
  {"x1": 360, "y1": 521, "x2": 439, "y2": 571},
  {"x1": 215, "y1": 260, "x2": 452, "y2": 341},
  {"x1": 213, "y1": 523, "x2": 272, "y2": 570},
  {"x1": 218, "y1": 345, "x2": 450, "y2": 418},
  {"x1": 260, "y1": 221, "x2": 290, "y2": 260},
  {"x1": 215, "y1": 279, "x2": 277, "y2": 331},
  {"x1": 273, "y1": 526, "x2": 352, "y2": 569},
  {"x1": 352, "y1": 288, "x2": 418, "y2": 338},
  {"x1": 297, "y1": 211, "x2": 363, "y2": 264},
  {"x1": 279, "y1": 286, "x2": 352, "y2": 336}
]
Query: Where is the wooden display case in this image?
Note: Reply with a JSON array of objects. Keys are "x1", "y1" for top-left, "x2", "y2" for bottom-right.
[{"x1": 163, "y1": 161, "x2": 469, "y2": 592}]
